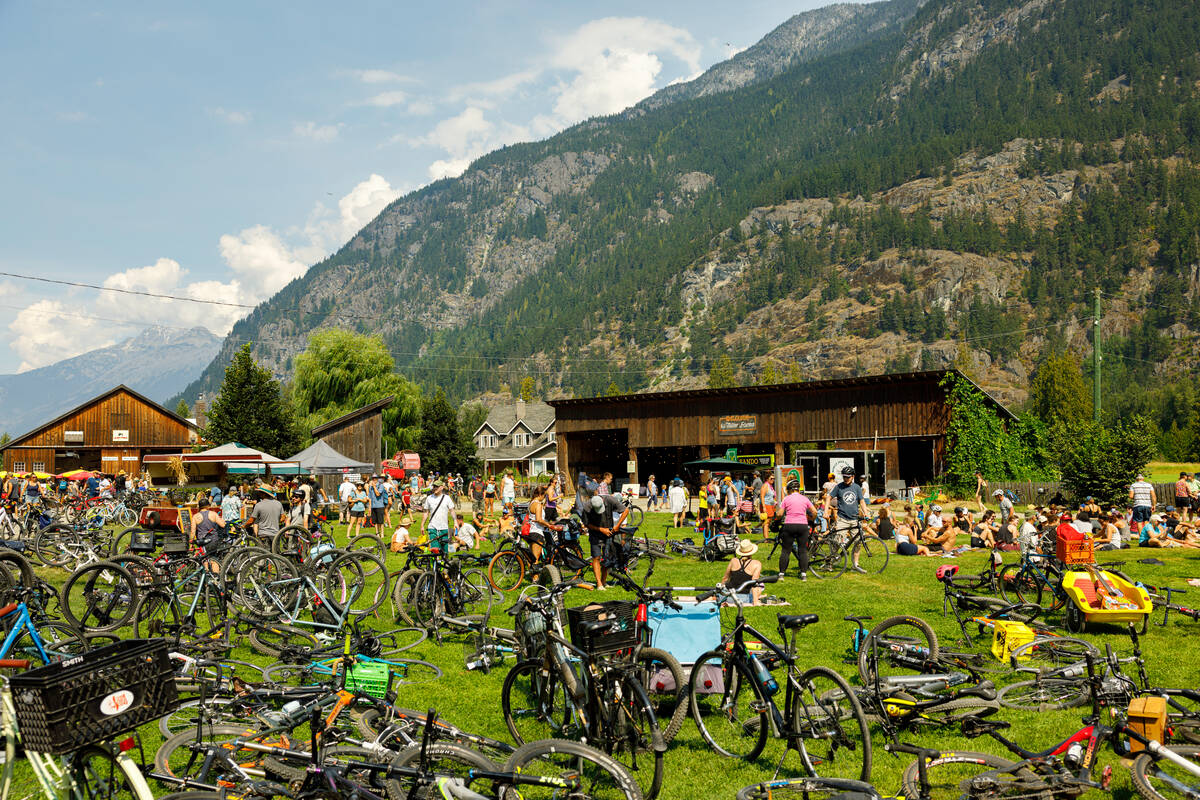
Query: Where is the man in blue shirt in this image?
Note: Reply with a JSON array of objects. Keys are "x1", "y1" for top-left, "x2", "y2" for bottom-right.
[
  {"x1": 368, "y1": 475, "x2": 389, "y2": 536},
  {"x1": 85, "y1": 473, "x2": 100, "y2": 499},
  {"x1": 824, "y1": 465, "x2": 869, "y2": 572}
]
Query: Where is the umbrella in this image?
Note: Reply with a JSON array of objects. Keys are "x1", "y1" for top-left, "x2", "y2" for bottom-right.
[
  {"x1": 61, "y1": 470, "x2": 96, "y2": 480},
  {"x1": 681, "y1": 457, "x2": 758, "y2": 472}
]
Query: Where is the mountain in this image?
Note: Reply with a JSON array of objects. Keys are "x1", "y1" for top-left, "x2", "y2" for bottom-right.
[
  {"x1": 0, "y1": 326, "x2": 221, "y2": 437},
  {"x1": 178, "y1": 0, "x2": 1200, "y2": 454}
]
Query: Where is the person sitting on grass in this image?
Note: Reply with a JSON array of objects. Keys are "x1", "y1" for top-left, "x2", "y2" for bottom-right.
[
  {"x1": 722, "y1": 539, "x2": 763, "y2": 606},
  {"x1": 970, "y1": 510, "x2": 999, "y2": 549},
  {"x1": 452, "y1": 513, "x2": 478, "y2": 551},
  {"x1": 921, "y1": 504, "x2": 956, "y2": 551},
  {"x1": 894, "y1": 516, "x2": 932, "y2": 556},
  {"x1": 1093, "y1": 512, "x2": 1121, "y2": 550},
  {"x1": 996, "y1": 510, "x2": 1021, "y2": 551},
  {"x1": 1138, "y1": 514, "x2": 1179, "y2": 548}
]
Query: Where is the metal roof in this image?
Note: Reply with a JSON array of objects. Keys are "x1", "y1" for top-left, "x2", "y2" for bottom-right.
[
  {"x1": 310, "y1": 396, "x2": 395, "y2": 437},
  {"x1": 548, "y1": 369, "x2": 1016, "y2": 421}
]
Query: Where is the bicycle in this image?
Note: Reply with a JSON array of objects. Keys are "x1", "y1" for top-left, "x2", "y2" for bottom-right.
[
  {"x1": 808, "y1": 519, "x2": 889, "y2": 577},
  {"x1": 687, "y1": 578, "x2": 872, "y2": 781}
]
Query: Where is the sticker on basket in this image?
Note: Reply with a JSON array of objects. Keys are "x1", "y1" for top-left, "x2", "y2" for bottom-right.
[{"x1": 99, "y1": 689, "x2": 135, "y2": 716}]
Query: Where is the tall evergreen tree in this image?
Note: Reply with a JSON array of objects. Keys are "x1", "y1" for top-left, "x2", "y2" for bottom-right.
[
  {"x1": 708, "y1": 353, "x2": 736, "y2": 388},
  {"x1": 1029, "y1": 353, "x2": 1093, "y2": 429},
  {"x1": 203, "y1": 344, "x2": 302, "y2": 456},
  {"x1": 417, "y1": 389, "x2": 481, "y2": 475}
]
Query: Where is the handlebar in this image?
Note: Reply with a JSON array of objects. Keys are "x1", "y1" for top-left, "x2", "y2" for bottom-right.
[
  {"x1": 0, "y1": 659, "x2": 29, "y2": 669},
  {"x1": 0, "y1": 603, "x2": 18, "y2": 619}
]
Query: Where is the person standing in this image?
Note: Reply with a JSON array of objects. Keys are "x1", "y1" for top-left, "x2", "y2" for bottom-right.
[
  {"x1": 221, "y1": 486, "x2": 242, "y2": 524},
  {"x1": 668, "y1": 479, "x2": 688, "y2": 529},
  {"x1": 338, "y1": 476, "x2": 355, "y2": 524},
  {"x1": 1129, "y1": 474, "x2": 1156, "y2": 526},
  {"x1": 825, "y1": 466, "x2": 869, "y2": 570},
  {"x1": 368, "y1": 475, "x2": 388, "y2": 537},
  {"x1": 484, "y1": 475, "x2": 497, "y2": 514},
  {"x1": 545, "y1": 474, "x2": 562, "y2": 521},
  {"x1": 1175, "y1": 472, "x2": 1192, "y2": 523},
  {"x1": 975, "y1": 472, "x2": 988, "y2": 513},
  {"x1": 422, "y1": 479, "x2": 455, "y2": 554},
  {"x1": 776, "y1": 479, "x2": 816, "y2": 580},
  {"x1": 645, "y1": 475, "x2": 658, "y2": 512},
  {"x1": 581, "y1": 490, "x2": 628, "y2": 591},
  {"x1": 347, "y1": 482, "x2": 368, "y2": 537},
  {"x1": 500, "y1": 471, "x2": 516, "y2": 510},
  {"x1": 248, "y1": 487, "x2": 284, "y2": 541},
  {"x1": 993, "y1": 489, "x2": 1013, "y2": 522},
  {"x1": 760, "y1": 477, "x2": 777, "y2": 539},
  {"x1": 1188, "y1": 474, "x2": 1200, "y2": 524},
  {"x1": 470, "y1": 475, "x2": 484, "y2": 515}
]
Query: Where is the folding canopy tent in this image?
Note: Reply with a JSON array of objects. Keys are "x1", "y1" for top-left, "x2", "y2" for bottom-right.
[
  {"x1": 288, "y1": 439, "x2": 373, "y2": 475},
  {"x1": 200, "y1": 442, "x2": 301, "y2": 476}
]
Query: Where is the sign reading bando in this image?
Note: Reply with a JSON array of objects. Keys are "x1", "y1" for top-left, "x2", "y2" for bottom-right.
[{"x1": 717, "y1": 414, "x2": 757, "y2": 435}]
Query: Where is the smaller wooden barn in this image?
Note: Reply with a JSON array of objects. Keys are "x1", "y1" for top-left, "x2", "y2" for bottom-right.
[
  {"x1": 311, "y1": 396, "x2": 393, "y2": 481},
  {"x1": 1, "y1": 385, "x2": 198, "y2": 475}
]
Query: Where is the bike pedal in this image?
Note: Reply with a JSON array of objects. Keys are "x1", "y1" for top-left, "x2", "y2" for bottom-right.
[{"x1": 749, "y1": 701, "x2": 770, "y2": 715}]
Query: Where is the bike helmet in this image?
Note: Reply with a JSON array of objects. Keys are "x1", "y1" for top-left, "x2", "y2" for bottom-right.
[
  {"x1": 786, "y1": 479, "x2": 801, "y2": 492},
  {"x1": 840, "y1": 466, "x2": 856, "y2": 476},
  {"x1": 931, "y1": 504, "x2": 942, "y2": 512}
]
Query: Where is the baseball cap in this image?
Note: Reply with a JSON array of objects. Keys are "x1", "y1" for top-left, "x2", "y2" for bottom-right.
[
  {"x1": 992, "y1": 490, "x2": 1004, "y2": 497},
  {"x1": 1151, "y1": 513, "x2": 1162, "y2": 523},
  {"x1": 1060, "y1": 512, "x2": 1073, "y2": 521}
]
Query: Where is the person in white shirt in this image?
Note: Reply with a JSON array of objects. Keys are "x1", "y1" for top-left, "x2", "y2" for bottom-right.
[
  {"x1": 422, "y1": 480, "x2": 456, "y2": 553},
  {"x1": 501, "y1": 472, "x2": 516, "y2": 509},
  {"x1": 453, "y1": 512, "x2": 478, "y2": 550},
  {"x1": 1018, "y1": 512, "x2": 1041, "y2": 555},
  {"x1": 668, "y1": 479, "x2": 688, "y2": 528},
  {"x1": 390, "y1": 524, "x2": 412, "y2": 552},
  {"x1": 338, "y1": 478, "x2": 355, "y2": 523},
  {"x1": 645, "y1": 475, "x2": 658, "y2": 511}
]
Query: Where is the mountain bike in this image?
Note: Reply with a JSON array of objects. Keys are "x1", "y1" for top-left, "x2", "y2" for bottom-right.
[
  {"x1": 808, "y1": 519, "x2": 888, "y2": 577},
  {"x1": 688, "y1": 579, "x2": 872, "y2": 781}
]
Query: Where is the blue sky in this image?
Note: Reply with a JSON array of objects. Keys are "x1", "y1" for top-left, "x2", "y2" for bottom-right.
[{"x1": 0, "y1": 0, "x2": 866, "y2": 373}]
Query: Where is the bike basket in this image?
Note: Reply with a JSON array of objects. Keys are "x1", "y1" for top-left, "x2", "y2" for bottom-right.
[
  {"x1": 990, "y1": 621, "x2": 1036, "y2": 662},
  {"x1": 128, "y1": 529, "x2": 157, "y2": 553},
  {"x1": 566, "y1": 600, "x2": 639, "y2": 654},
  {"x1": 345, "y1": 661, "x2": 392, "y2": 699},
  {"x1": 1055, "y1": 536, "x2": 1094, "y2": 565},
  {"x1": 518, "y1": 608, "x2": 548, "y2": 636},
  {"x1": 10, "y1": 638, "x2": 179, "y2": 754},
  {"x1": 162, "y1": 532, "x2": 188, "y2": 555}
]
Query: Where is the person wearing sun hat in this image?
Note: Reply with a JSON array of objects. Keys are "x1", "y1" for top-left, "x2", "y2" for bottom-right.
[{"x1": 721, "y1": 539, "x2": 764, "y2": 606}]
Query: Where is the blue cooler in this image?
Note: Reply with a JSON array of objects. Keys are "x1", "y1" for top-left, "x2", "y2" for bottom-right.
[{"x1": 646, "y1": 600, "x2": 722, "y2": 665}]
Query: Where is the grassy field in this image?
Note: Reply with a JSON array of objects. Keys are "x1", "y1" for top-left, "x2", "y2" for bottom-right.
[
  {"x1": 23, "y1": 511, "x2": 1200, "y2": 798},
  {"x1": 1145, "y1": 462, "x2": 1200, "y2": 483}
]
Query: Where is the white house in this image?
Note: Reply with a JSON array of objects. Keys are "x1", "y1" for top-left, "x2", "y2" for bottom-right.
[{"x1": 474, "y1": 399, "x2": 556, "y2": 476}]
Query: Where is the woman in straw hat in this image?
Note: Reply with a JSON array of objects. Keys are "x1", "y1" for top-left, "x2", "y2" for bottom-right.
[{"x1": 722, "y1": 539, "x2": 764, "y2": 606}]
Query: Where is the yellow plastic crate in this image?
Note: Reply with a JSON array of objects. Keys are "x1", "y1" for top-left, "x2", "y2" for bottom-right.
[{"x1": 991, "y1": 620, "x2": 1036, "y2": 662}]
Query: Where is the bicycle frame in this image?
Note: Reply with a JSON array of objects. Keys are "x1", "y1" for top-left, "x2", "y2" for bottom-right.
[
  {"x1": 0, "y1": 602, "x2": 49, "y2": 664},
  {"x1": 259, "y1": 569, "x2": 355, "y2": 634}
]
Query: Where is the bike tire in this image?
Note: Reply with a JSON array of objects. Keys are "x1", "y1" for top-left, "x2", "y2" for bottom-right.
[
  {"x1": 386, "y1": 743, "x2": 497, "y2": 800},
  {"x1": 69, "y1": 745, "x2": 148, "y2": 800},
  {"x1": 459, "y1": 567, "x2": 496, "y2": 620},
  {"x1": 1131, "y1": 744, "x2": 1200, "y2": 800},
  {"x1": 853, "y1": 536, "x2": 889, "y2": 575},
  {"x1": 626, "y1": 506, "x2": 645, "y2": 528},
  {"x1": 635, "y1": 646, "x2": 688, "y2": 745},
  {"x1": 411, "y1": 571, "x2": 443, "y2": 630},
  {"x1": 808, "y1": 537, "x2": 847, "y2": 579},
  {"x1": 998, "y1": 563, "x2": 1042, "y2": 607},
  {"x1": 791, "y1": 666, "x2": 872, "y2": 781},
  {"x1": 1006, "y1": 636, "x2": 1099, "y2": 670},
  {"x1": 59, "y1": 560, "x2": 139, "y2": 633},
  {"x1": 900, "y1": 751, "x2": 1043, "y2": 800},
  {"x1": 153, "y1": 724, "x2": 266, "y2": 784},
  {"x1": 248, "y1": 623, "x2": 320, "y2": 658},
  {"x1": 502, "y1": 658, "x2": 575, "y2": 744},
  {"x1": 597, "y1": 673, "x2": 664, "y2": 799},
  {"x1": 133, "y1": 589, "x2": 185, "y2": 642},
  {"x1": 329, "y1": 549, "x2": 387, "y2": 615},
  {"x1": 689, "y1": 650, "x2": 768, "y2": 760},
  {"x1": 271, "y1": 525, "x2": 314, "y2": 560},
  {"x1": 857, "y1": 615, "x2": 939, "y2": 686},
  {"x1": 347, "y1": 533, "x2": 386, "y2": 574},
  {"x1": 997, "y1": 678, "x2": 1090, "y2": 711},
  {"x1": 233, "y1": 551, "x2": 297, "y2": 619},
  {"x1": 9, "y1": 620, "x2": 89, "y2": 665},
  {"x1": 489, "y1": 549, "x2": 526, "y2": 592},
  {"x1": 392, "y1": 567, "x2": 424, "y2": 625},
  {"x1": 503, "y1": 738, "x2": 645, "y2": 800},
  {"x1": 156, "y1": 697, "x2": 243, "y2": 737},
  {"x1": 738, "y1": 778, "x2": 881, "y2": 800}
]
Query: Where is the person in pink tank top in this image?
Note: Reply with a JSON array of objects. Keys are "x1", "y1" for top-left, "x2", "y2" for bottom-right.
[{"x1": 775, "y1": 479, "x2": 817, "y2": 580}]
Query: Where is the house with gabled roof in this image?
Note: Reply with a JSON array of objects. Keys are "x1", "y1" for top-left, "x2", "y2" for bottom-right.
[{"x1": 474, "y1": 399, "x2": 557, "y2": 476}]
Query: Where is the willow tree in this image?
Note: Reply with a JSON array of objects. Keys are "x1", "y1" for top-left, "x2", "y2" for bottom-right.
[{"x1": 292, "y1": 329, "x2": 422, "y2": 456}]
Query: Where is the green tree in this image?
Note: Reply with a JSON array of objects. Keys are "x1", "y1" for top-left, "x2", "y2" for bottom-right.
[
  {"x1": 0, "y1": 433, "x2": 9, "y2": 448},
  {"x1": 1058, "y1": 415, "x2": 1156, "y2": 505},
  {"x1": 458, "y1": 402, "x2": 489, "y2": 437},
  {"x1": 175, "y1": 399, "x2": 190, "y2": 418},
  {"x1": 417, "y1": 388, "x2": 481, "y2": 475},
  {"x1": 203, "y1": 344, "x2": 303, "y2": 456},
  {"x1": 1029, "y1": 353, "x2": 1092, "y2": 428},
  {"x1": 605, "y1": 381, "x2": 621, "y2": 396},
  {"x1": 519, "y1": 376, "x2": 535, "y2": 403},
  {"x1": 708, "y1": 353, "x2": 736, "y2": 388},
  {"x1": 291, "y1": 329, "x2": 423, "y2": 454}
]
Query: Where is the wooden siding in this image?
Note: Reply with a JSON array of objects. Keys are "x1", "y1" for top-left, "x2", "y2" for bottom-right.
[
  {"x1": 2, "y1": 388, "x2": 192, "y2": 474},
  {"x1": 317, "y1": 412, "x2": 384, "y2": 476},
  {"x1": 554, "y1": 380, "x2": 948, "y2": 449}
]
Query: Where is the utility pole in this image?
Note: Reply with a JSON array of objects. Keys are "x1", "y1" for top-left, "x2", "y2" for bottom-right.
[{"x1": 1093, "y1": 287, "x2": 1101, "y2": 422}]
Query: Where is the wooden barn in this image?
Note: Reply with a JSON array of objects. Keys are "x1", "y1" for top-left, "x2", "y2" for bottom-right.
[
  {"x1": 310, "y1": 396, "x2": 393, "y2": 482},
  {"x1": 549, "y1": 370, "x2": 1014, "y2": 496},
  {"x1": 1, "y1": 385, "x2": 198, "y2": 476}
]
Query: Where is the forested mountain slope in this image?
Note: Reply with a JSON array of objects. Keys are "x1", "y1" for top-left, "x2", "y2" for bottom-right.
[{"x1": 178, "y1": 0, "x2": 1200, "y2": 448}]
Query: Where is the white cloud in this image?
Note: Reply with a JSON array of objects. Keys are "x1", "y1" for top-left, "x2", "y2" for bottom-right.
[
  {"x1": 366, "y1": 90, "x2": 408, "y2": 108},
  {"x1": 211, "y1": 107, "x2": 251, "y2": 124},
  {"x1": 412, "y1": 107, "x2": 531, "y2": 180},
  {"x1": 449, "y1": 70, "x2": 540, "y2": 103},
  {"x1": 218, "y1": 226, "x2": 308, "y2": 299},
  {"x1": 293, "y1": 121, "x2": 341, "y2": 142},
  {"x1": 406, "y1": 99, "x2": 435, "y2": 116},
  {"x1": 303, "y1": 174, "x2": 402, "y2": 246},
  {"x1": 9, "y1": 300, "x2": 116, "y2": 372},
  {"x1": 352, "y1": 69, "x2": 411, "y2": 84}
]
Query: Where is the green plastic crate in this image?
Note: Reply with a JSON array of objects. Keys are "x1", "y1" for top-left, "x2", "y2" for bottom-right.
[{"x1": 345, "y1": 661, "x2": 391, "y2": 699}]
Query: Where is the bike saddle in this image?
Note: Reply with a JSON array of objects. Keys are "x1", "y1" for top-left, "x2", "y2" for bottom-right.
[
  {"x1": 961, "y1": 716, "x2": 1011, "y2": 738},
  {"x1": 936, "y1": 564, "x2": 960, "y2": 581},
  {"x1": 778, "y1": 613, "x2": 819, "y2": 629},
  {"x1": 957, "y1": 680, "x2": 997, "y2": 701}
]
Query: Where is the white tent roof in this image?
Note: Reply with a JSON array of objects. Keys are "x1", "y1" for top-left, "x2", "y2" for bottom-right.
[{"x1": 199, "y1": 442, "x2": 283, "y2": 461}]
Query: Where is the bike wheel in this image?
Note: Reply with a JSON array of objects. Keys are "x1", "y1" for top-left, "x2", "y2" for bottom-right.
[
  {"x1": 599, "y1": 673, "x2": 664, "y2": 800},
  {"x1": 626, "y1": 506, "x2": 645, "y2": 528},
  {"x1": 157, "y1": 697, "x2": 244, "y2": 737},
  {"x1": 737, "y1": 777, "x2": 881, "y2": 800},
  {"x1": 373, "y1": 626, "x2": 428, "y2": 655},
  {"x1": 153, "y1": 724, "x2": 265, "y2": 784},
  {"x1": 1006, "y1": 636, "x2": 1099, "y2": 670},
  {"x1": 410, "y1": 571, "x2": 443, "y2": 629},
  {"x1": 461, "y1": 568, "x2": 496, "y2": 620},
  {"x1": 998, "y1": 564, "x2": 1042, "y2": 607},
  {"x1": 857, "y1": 615, "x2": 939, "y2": 686},
  {"x1": 329, "y1": 550, "x2": 386, "y2": 615},
  {"x1": 808, "y1": 538, "x2": 847, "y2": 579},
  {"x1": 59, "y1": 560, "x2": 139, "y2": 633},
  {"x1": 634, "y1": 646, "x2": 687, "y2": 745},
  {"x1": 502, "y1": 658, "x2": 574, "y2": 744},
  {"x1": 1132, "y1": 745, "x2": 1200, "y2": 800},
  {"x1": 69, "y1": 745, "x2": 142, "y2": 799},
  {"x1": 503, "y1": 738, "x2": 645, "y2": 800},
  {"x1": 386, "y1": 743, "x2": 497, "y2": 800},
  {"x1": 233, "y1": 551, "x2": 297, "y2": 619},
  {"x1": 248, "y1": 623, "x2": 320, "y2": 658},
  {"x1": 133, "y1": 589, "x2": 185, "y2": 641},
  {"x1": 32, "y1": 523, "x2": 75, "y2": 567},
  {"x1": 347, "y1": 534, "x2": 386, "y2": 575},
  {"x1": 900, "y1": 751, "x2": 1040, "y2": 800},
  {"x1": 271, "y1": 525, "x2": 314, "y2": 560},
  {"x1": 689, "y1": 650, "x2": 768, "y2": 760},
  {"x1": 117, "y1": 507, "x2": 139, "y2": 527},
  {"x1": 489, "y1": 549, "x2": 526, "y2": 592},
  {"x1": 997, "y1": 678, "x2": 1090, "y2": 711},
  {"x1": 791, "y1": 666, "x2": 872, "y2": 781},
  {"x1": 852, "y1": 536, "x2": 889, "y2": 575},
  {"x1": 387, "y1": 657, "x2": 443, "y2": 686},
  {"x1": 392, "y1": 568, "x2": 424, "y2": 625}
]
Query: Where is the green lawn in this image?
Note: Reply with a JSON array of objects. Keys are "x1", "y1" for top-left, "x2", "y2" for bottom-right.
[
  {"x1": 1146, "y1": 462, "x2": 1200, "y2": 484},
  {"x1": 26, "y1": 512, "x2": 1200, "y2": 799}
]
